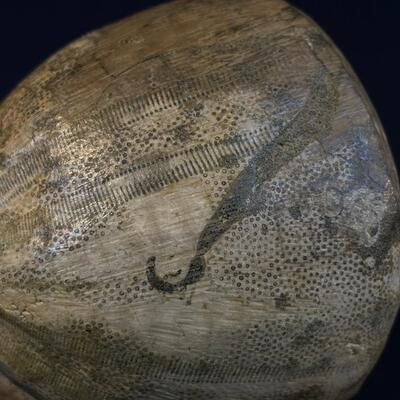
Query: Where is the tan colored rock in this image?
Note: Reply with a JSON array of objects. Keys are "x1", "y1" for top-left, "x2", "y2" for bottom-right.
[
  {"x1": 0, "y1": 0, "x2": 399, "y2": 399},
  {"x1": 0, "y1": 374, "x2": 33, "y2": 400}
]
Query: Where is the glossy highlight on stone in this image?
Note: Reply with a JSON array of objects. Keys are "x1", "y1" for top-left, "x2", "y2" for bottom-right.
[{"x1": 0, "y1": 1, "x2": 399, "y2": 399}]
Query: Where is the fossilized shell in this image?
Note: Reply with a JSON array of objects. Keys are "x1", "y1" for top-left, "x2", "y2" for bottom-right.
[{"x1": 0, "y1": 0, "x2": 399, "y2": 399}]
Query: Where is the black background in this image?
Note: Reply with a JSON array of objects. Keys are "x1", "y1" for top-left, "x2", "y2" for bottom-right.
[{"x1": 0, "y1": 1, "x2": 398, "y2": 399}]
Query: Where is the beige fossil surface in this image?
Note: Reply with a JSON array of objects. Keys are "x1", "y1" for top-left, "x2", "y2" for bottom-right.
[
  {"x1": 0, "y1": 374, "x2": 33, "y2": 400},
  {"x1": 0, "y1": 0, "x2": 399, "y2": 399}
]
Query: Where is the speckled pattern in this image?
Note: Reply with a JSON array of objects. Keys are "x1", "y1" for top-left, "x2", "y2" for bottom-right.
[{"x1": 0, "y1": 0, "x2": 399, "y2": 399}]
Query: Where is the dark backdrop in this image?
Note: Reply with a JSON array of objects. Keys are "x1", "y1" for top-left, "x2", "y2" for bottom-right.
[{"x1": 0, "y1": 1, "x2": 398, "y2": 399}]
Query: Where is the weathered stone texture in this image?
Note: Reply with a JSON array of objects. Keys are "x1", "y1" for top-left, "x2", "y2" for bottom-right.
[{"x1": 0, "y1": 1, "x2": 399, "y2": 399}]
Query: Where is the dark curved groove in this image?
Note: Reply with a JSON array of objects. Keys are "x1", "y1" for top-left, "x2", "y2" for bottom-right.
[
  {"x1": 146, "y1": 255, "x2": 206, "y2": 293},
  {"x1": 146, "y1": 69, "x2": 338, "y2": 293}
]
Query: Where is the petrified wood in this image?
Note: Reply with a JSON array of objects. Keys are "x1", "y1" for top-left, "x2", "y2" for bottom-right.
[{"x1": 0, "y1": 0, "x2": 399, "y2": 399}]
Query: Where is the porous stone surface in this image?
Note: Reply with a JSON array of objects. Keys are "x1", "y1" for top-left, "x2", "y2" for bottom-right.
[
  {"x1": 0, "y1": 0, "x2": 399, "y2": 399},
  {"x1": 0, "y1": 374, "x2": 33, "y2": 400}
]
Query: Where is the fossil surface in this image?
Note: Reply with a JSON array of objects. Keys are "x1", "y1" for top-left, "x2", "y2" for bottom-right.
[
  {"x1": 0, "y1": 374, "x2": 33, "y2": 400},
  {"x1": 0, "y1": 0, "x2": 399, "y2": 399}
]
